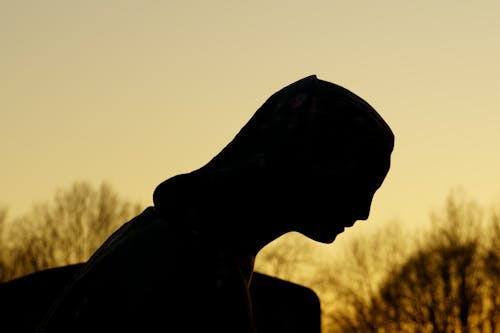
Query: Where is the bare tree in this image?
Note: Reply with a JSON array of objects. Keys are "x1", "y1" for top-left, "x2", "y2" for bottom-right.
[
  {"x1": 0, "y1": 207, "x2": 9, "y2": 282},
  {"x1": 255, "y1": 222, "x2": 410, "y2": 333},
  {"x1": 209, "y1": 189, "x2": 500, "y2": 332},
  {"x1": 256, "y1": 232, "x2": 341, "y2": 332},
  {"x1": 312, "y1": 223, "x2": 409, "y2": 333},
  {"x1": 482, "y1": 207, "x2": 500, "y2": 332},
  {"x1": 0, "y1": 207, "x2": 6, "y2": 236},
  {"x1": 341, "y1": 191, "x2": 500, "y2": 333},
  {"x1": 377, "y1": 241, "x2": 487, "y2": 333},
  {"x1": 1, "y1": 181, "x2": 142, "y2": 282},
  {"x1": 293, "y1": 190, "x2": 500, "y2": 333},
  {"x1": 255, "y1": 232, "x2": 320, "y2": 282}
]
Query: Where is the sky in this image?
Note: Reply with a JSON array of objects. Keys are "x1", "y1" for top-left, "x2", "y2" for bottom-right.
[{"x1": 2, "y1": 1, "x2": 500, "y2": 250}]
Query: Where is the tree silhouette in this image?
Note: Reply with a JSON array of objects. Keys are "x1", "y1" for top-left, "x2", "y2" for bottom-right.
[
  {"x1": 0, "y1": 207, "x2": 9, "y2": 281},
  {"x1": 255, "y1": 224, "x2": 411, "y2": 332},
  {"x1": 0, "y1": 181, "x2": 142, "y2": 282},
  {"x1": 377, "y1": 241, "x2": 487, "y2": 332},
  {"x1": 256, "y1": 233, "x2": 318, "y2": 281},
  {"x1": 331, "y1": 191, "x2": 500, "y2": 333},
  {"x1": 3, "y1": 185, "x2": 500, "y2": 332},
  {"x1": 311, "y1": 224, "x2": 409, "y2": 332}
]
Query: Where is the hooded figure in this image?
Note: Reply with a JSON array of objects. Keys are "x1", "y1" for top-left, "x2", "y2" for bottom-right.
[{"x1": 37, "y1": 75, "x2": 394, "y2": 332}]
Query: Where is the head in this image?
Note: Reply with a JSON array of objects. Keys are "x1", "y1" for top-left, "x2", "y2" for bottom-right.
[{"x1": 154, "y1": 75, "x2": 394, "y2": 244}]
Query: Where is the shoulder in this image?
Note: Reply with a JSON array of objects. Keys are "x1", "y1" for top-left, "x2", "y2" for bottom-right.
[{"x1": 37, "y1": 207, "x2": 252, "y2": 331}]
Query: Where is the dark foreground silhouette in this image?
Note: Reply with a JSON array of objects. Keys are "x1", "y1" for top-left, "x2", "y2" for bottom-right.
[
  {"x1": 2, "y1": 75, "x2": 394, "y2": 332},
  {"x1": 0, "y1": 265, "x2": 320, "y2": 332}
]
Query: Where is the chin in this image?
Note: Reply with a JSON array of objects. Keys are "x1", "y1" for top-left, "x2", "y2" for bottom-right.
[{"x1": 302, "y1": 230, "x2": 342, "y2": 244}]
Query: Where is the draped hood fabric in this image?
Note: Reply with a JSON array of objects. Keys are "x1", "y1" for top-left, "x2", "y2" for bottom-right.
[{"x1": 153, "y1": 74, "x2": 394, "y2": 214}]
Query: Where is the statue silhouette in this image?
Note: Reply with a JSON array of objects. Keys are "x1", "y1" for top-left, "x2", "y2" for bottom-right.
[
  {"x1": 35, "y1": 75, "x2": 394, "y2": 332},
  {"x1": 1, "y1": 265, "x2": 319, "y2": 332}
]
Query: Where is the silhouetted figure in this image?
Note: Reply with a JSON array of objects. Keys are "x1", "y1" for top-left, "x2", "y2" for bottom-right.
[
  {"x1": 36, "y1": 75, "x2": 394, "y2": 332},
  {"x1": 250, "y1": 273, "x2": 321, "y2": 333},
  {"x1": 0, "y1": 265, "x2": 318, "y2": 332},
  {"x1": 0, "y1": 264, "x2": 84, "y2": 332}
]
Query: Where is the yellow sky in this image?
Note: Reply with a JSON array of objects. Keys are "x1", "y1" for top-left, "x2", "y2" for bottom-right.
[{"x1": 2, "y1": 1, "x2": 500, "y2": 243}]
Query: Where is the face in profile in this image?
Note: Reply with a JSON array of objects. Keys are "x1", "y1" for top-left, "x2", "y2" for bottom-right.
[{"x1": 279, "y1": 145, "x2": 392, "y2": 244}]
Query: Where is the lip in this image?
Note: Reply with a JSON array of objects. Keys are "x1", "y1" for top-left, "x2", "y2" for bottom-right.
[{"x1": 343, "y1": 220, "x2": 357, "y2": 228}]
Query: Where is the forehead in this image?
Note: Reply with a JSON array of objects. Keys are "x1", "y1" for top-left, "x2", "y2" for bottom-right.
[
  {"x1": 305, "y1": 124, "x2": 392, "y2": 166},
  {"x1": 301, "y1": 139, "x2": 391, "y2": 193},
  {"x1": 357, "y1": 151, "x2": 391, "y2": 189}
]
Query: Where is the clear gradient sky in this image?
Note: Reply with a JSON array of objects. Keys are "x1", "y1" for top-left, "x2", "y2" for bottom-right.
[{"x1": 2, "y1": 1, "x2": 500, "y2": 244}]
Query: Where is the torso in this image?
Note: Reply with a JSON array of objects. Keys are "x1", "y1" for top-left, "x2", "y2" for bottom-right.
[{"x1": 38, "y1": 207, "x2": 257, "y2": 332}]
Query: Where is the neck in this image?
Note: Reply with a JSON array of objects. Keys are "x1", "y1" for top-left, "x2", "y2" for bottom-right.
[
  {"x1": 155, "y1": 175, "x2": 293, "y2": 257},
  {"x1": 218, "y1": 213, "x2": 292, "y2": 257}
]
